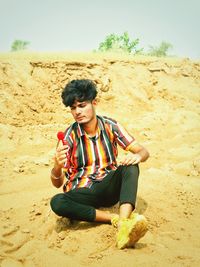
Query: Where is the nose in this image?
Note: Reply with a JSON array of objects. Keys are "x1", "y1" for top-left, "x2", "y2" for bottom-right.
[{"x1": 75, "y1": 107, "x2": 81, "y2": 115}]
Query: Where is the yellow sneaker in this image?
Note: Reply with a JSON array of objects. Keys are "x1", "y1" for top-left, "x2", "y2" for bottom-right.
[{"x1": 116, "y1": 213, "x2": 148, "y2": 249}]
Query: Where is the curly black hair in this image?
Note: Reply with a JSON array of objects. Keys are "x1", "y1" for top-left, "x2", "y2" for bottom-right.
[{"x1": 61, "y1": 79, "x2": 97, "y2": 107}]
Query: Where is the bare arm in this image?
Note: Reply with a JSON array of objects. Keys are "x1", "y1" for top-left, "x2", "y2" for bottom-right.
[
  {"x1": 120, "y1": 142, "x2": 150, "y2": 165},
  {"x1": 50, "y1": 142, "x2": 69, "y2": 188}
]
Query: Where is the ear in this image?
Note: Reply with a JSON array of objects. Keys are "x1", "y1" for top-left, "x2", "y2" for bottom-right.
[{"x1": 92, "y1": 99, "x2": 98, "y2": 106}]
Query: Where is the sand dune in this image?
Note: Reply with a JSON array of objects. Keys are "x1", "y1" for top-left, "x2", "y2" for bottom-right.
[{"x1": 0, "y1": 52, "x2": 200, "y2": 267}]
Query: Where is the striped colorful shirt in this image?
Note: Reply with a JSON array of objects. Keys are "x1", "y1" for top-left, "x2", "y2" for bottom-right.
[{"x1": 62, "y1": 115, "x2": 135, "y2": 192}]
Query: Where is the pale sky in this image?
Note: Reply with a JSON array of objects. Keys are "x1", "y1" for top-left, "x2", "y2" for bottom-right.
[{"x1": 0, "y1": 0, "x2": 200, "y2": 59}]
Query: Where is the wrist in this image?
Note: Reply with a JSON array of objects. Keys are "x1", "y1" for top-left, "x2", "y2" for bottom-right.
[
  {"x1": 53, "y1": 163, "x2": 62, "y2": 173},
  {"x1": 51, "y1": 167, "x2": 63, "y2": 180}
]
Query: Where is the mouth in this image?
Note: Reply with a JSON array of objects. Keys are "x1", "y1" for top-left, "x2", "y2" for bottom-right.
[{"x1": 76, "y1": 116, "x2": 84, "y2": 120}]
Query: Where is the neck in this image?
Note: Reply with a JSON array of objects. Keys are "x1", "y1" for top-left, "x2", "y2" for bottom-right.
[{"x1": 82, "y1": 116, "x2": 98, "y2": 137}]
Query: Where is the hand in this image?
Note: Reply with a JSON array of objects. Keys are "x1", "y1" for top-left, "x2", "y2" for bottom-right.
[
  {"x1": 120, "y1": 153, "x2": 142, "y2": 166},
  {"x1": 53, "y1": 142, "x2": 70, "y2": 169}
]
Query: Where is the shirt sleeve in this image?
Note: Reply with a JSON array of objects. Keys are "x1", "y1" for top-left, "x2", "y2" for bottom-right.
[{"x1": 112, "y1": 122, "x2": 136, "y2": 150}]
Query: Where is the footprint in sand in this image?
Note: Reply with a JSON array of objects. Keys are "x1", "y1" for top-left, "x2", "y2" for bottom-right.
[{"x1": 1, "y1": 226, "x2": 30, "y2": 254}]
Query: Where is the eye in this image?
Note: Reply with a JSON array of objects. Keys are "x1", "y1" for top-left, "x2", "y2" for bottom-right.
[{"x1": 79, "y1": 103, "x2": 87, "y2": 108}]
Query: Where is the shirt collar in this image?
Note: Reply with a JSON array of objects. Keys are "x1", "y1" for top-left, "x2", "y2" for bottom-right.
[{"x1": 77, "y1": 115, "x2": 104, "y2": 138}]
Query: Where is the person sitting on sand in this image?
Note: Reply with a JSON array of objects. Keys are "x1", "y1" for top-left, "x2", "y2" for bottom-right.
[{"x1": 50, "y1": 79, "x2": 149, "y2": 249}]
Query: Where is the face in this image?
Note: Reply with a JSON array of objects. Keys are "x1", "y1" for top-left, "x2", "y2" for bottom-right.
[{"x1": 70, "y1": 100, "x2": 96, "y2": 125}]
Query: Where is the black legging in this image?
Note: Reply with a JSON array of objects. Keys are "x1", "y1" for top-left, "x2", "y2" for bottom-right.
[{"x1": 50, "y1": 165, "x2": 139, "y2": 222}]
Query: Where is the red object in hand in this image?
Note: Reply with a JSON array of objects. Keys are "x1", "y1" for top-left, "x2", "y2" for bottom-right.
[
  {"x1": 57, "y1": 131, "x2": 67, "y2": 145},
  {"x1": 57, "y1": 131, "x2": 69, "y2": 169}
]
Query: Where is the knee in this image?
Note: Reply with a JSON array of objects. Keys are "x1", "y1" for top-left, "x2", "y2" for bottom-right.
[
  {"x1": 50, "y1": 194, "x2": 64, "y2": 216},
  {"x1": 122, "y1": 164, "x2": 139, "y2": 176},
  {"x1": 130, "y1": 164, "x2": 139, "y2": 174}
]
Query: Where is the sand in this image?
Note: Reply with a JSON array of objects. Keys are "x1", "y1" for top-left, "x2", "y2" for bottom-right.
[{"x1": 0, "y1": 52, "x2": 200, "y2": 267}]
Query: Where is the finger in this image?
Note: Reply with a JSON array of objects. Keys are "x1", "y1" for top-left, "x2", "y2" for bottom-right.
[
  {"x1": 122, "y1": 159, "x2": 130, "y2": 165},
  {"x1": 60, "y1": 158, "x2": 67, "y2": 164},
  {"x1": 56, "y1": 158, "x2": 67, "y2": 167},
  {"x1": 131, "y1": 155, "x2": 142, "y2": 165},
  {"x1": 56, "y1": 149, "x2": 66, "y2": 156},
  {"x1": 119, "y1": 158, "x2": 126, "y2": 165},
  {"x1": 125, "y1": 160, "x2": 135, "y2": 165},
  {"x1": 56, "y1": 150, "x2": 69, "y2": 159},
  {"x1": 131, "y1": 159, "x2": 139, "y2": 165},
  {"x1": 55, "y1": 152, "x2": 64, "y2": 161},
  {"x1": 57, "y1": 140, "x2": 68, "y2": 148},
  {"x1": 57, "y1": 145, "x2": 70, "y2": 153},
  {"x1": 63, "y1": 145, "x2": 69, "y2": 150},
  {"x1": 122, "y1": 155, "x2": 140, "y2": 165},
  {"x1": 57, "y1": 150, "x2": 69, "y2": 157},
  {"x1": 58, "y1": 154, "x2": 67, "y2": 160},
  {"x1": 121, "y1": 157, "x2": 132, "y2": 165}
]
